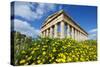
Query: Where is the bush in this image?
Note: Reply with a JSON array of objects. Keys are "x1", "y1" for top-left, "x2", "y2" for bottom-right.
[{"x1": 12, "y1": 32, "x2": 97, "y2": 65}]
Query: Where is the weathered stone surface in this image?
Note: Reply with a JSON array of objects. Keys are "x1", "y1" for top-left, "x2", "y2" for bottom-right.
[{"x1": 40, "y1": 10, "x2": 88, "y2": 41}]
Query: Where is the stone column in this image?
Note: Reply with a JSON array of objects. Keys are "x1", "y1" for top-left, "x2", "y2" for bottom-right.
[
  {"x1": 77, "y1": 31, "x2": 79, "y2": 41},
  {"x1": 82, "y1": 33, "x2": 84, "y2": 41},
  {"x1": 78, "y1": 31, "x2": 80, "y2": 41},
  {"x1": 84, "y1": 34, "x2": 85, "y2": 41},
  {"x1": 86, "y1": 35, "x2": 88, "y2": 40},
  {"x1": 83, "y1": 34, "x2": 85, "y2": 40},
  {"x1": 84, "y1": 35, "x2": 86, "y2": 40},
  {"x1": 48, "y1": 29, "x2": 50, "y2": 37},
  {"x1": 44, "y1": 31, "x2": 46, "y2": 37},
  {"x1": 80, "y1": 33, "x2": 81, "y2": 41},
  {"x1": 75, "y1": 30, "x2": 78, "y2": 41},
  {"x1": 85, "y1": 36, "x2": 86, "y2": 40},
  {"x1": 61, "y1": 21, "x2": 65, "y2": 38},
  {"x1": 78, "y1": 32, "x2": 80, "y2": 41},
  {"x1": 76, "y1": 30, "x2": 78, "y2": 41},
  {"x1": 45, "y1": 30, "x2": 47, "y2": 37},
  {"x1": 75, "y1": 30, "x2": 77, "y2": 40},
  {"x1": 73, "y1": 28, "x2": 75, "y2": 40},
  {"x1": 67, "y1": 24, "x2": 70, "y2": 38},
  {"x1": 54, "y1": 24, "x2": 58, "y2": 38},
  {"x1": 85, "y1": 35, "x2": 86, "y2": 40},
  {"x1": 42, "y1": 31, "x2": 44, "y2": 37},
  {"x1": 81, "y1": 33, "x2": 82, "y2": 41},
  {"x1": 74, "y1": 29, "x2": 76, "y2": 40},
  {"x1": 46, "y1": 29, "x2": 49, "y2": 37},
  {"x1": 80, "y1": 32, "x2": 82, "y2": 41},
  {"x1": 43, "y1": 31, "x2": 46, "y2": 37},
  {"x1": 44, "y1": 30, "x2": 45, "y2": 37},
  {"x1": 85, "y1": 35, "x2": 87, "y2": 40},
  {"x1": 81, "y1": 33, "x2": 83, "y2": 41},
  {"x1": 83, "y1": 34, "x2": 84, "y2": 41},
  {"x1": 71, "y1": 27, "x2": 74, "y2": 39},
  {"x1": 50, "y1": 27, "x2": 53, "y2": 38}
]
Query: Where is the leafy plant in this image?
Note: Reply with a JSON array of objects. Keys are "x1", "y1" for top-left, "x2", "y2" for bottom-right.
[{"x1": 12, "y1": 31, "x2": 97, "y2": 65}]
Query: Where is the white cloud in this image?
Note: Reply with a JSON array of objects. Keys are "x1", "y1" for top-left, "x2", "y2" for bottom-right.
[
  {"x1": 12, "y1": 2, "x2": 56, "y2": 38},
  {"x1": 88, "y1": 33, "x2": 97, "y2": 40},
  {"x1": 13, "y1": 2, "x2": 56, "y2": 21},
  {"x1": 88, "y1": 28, "x2": 97, "y2": 40},
  {"x1": 89, "y1": 28, "x2": 97, "y2": 33},
  {"x1": 13, "y1": 19, "x2": 40, "y2": 38}
]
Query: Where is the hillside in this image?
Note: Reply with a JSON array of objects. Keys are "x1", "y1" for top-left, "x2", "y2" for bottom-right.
[{"x1": 11, "y1": 31, "x2": 97, "y2": 65}]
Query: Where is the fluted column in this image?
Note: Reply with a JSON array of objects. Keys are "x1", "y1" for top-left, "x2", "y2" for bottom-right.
[
  {"x1": 67, "y1": 24, "x2": 70, "y2": 38},
  {"x1": 80, "y1": 33, "x2": 82, "y2": 41},
  {"x1": 44, "y1": 30, "x2": 45, "y2": 37},
  {"x1": 86, "y1": 36, "x2": 87, "y2": 40},
  {"x1": 78, "y1": 31, "x2": 80, "y2": 41},
  {"x1": 78, "y1": 32, "x2": 80, "y2": 41},
  {"x1": 77, "y1": 31, "x2": 79, "y2": 41},
  {"x1": 73, "y1": 28, "x2": 75, "y2": 40},
  {"x1": 61, "y1": 21, "x2": 65, "y2": 38},
  {"x1": 54, "y1": 24, "x2": 58, "y2": 38},
  {"x1": 46, "y1": 29, "x2": 49, "y2": 37},
  {"x1": 80, "y1": 33, "x2": 81, "y2": 41},
  {"x1": 42, "y1": 31, "x2": 44, "y2": 37},
  {"x1": 75, "y1": 30, "x2": 78, "y2": 41},
  {"x1": 44, "y1": 31, "x2": 46, "y2": 37},
  {"x1": 86, "y1": 35, "x2": 88, "y2": 40},
  {"x1": 82, "y1": 34, "x2": 83, "y2": 41},
  {"x1": 45, "y1": 30, "x2": 47, "y2": 37},
  {"x1": 50, "y1": 27, "x2": 53, "y2": 38},
  {"x1": 82, "y1": 34, "x2": 84, "y2": 41},
  {"x1": 74, "y1": 29, "x2": 76, "y2": 40},
  {"x1": 83, "y1": 34, "x2": 85, "y2": 41},
  {"x1": 81, "y1": 33, "x2": 83, "y2": 41},
  {"x1": 85, "y1": 35, "x2": 86, "y2": 40},
  {"x1": 71, "y1": 27, "x2": 74, "y2": 39},
  {"x1": 76, "y1": 30, "x2": 78, "y2": 41},
  {"x1": 84, "y1": 34, "x2": 85, "y2": 41},
  {"x1": 85, "y1": 36, "x2": 86, "y2": 40},
  {"x1": 81, "y1": 33, "x2": 82, "y2": 41}
]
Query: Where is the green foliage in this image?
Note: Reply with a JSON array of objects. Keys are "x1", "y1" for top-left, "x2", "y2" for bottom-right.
[{"x1": 12, "y1": 32, "x2": 97, "y2": 65}]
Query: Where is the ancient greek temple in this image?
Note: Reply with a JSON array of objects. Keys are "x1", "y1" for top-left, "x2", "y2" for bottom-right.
[{"x1": 40, "y1": 10, "x2": 88, "y2": 41}]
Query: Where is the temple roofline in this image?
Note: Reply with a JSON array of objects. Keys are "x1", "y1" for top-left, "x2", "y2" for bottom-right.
[{"x1": 41, "y1": 10, "x2": 88, "y2": 35}]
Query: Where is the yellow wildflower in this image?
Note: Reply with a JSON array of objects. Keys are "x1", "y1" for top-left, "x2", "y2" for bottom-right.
[
  {"x1": 31, "y1": 51, "x2": 35, "y2": 54},
  {"x1": 42, "y1": 48, "x2": 45, "y2": 50},
  {"x1": 20, "y1": 59, "x2": 26, "y2": 64},
  {"x1": 37, "y1": 60, "x2": 41, "y2": 64},
  {"x1": 21, "y1": 50, "x2": 26, "y2": 54},
  {"x1": 42, "y1": 51, "x2": 46, "y2": 55},
  {"x1": 27, "y1": 56, "x2": 32, "y2": 61},
  {"x1": 52, "y1": 48, "x2": 56, "y2": 52}
]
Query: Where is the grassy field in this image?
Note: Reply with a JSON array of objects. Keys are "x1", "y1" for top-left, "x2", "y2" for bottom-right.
[{"x1": 11, "y1": 31, "x2": 97, "y2": 65}]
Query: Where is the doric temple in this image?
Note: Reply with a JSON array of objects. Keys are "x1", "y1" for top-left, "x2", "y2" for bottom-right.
[{"x1": 40, "y1": 10, "x2": 88, "y2": 41}]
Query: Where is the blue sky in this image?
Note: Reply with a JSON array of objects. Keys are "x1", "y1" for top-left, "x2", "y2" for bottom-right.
[{"x1": 11, "y1": 1, "x2": 97, "y2": 40}]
